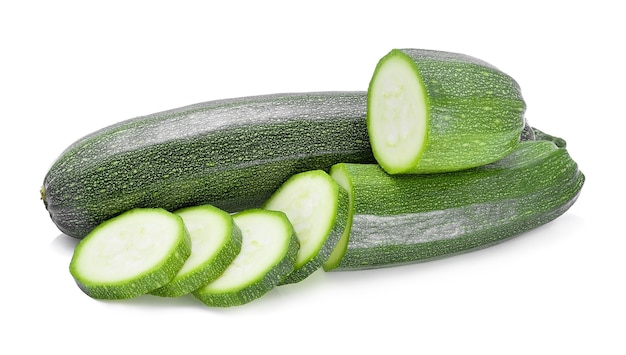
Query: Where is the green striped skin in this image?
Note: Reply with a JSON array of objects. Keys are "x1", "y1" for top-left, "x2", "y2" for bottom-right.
[
  {"x1": 193, "y1": 209, "x2": 299, "y2": 307},
  {"x1": 327, "y1": 140, "x2": 585, "y2": 271},
  {"x1": 149, "y1": 205, "x2": 242, "y2": 298},
  {"x1": 42, "y1": 92, "x2": 375, "y2": 239},
  {"x1": 69, "y1": 208, "x2": 192, "y2": 299},
  {"x1": 263, "y1": 170, "x2": 350, "y2": 285},
  {"x1": 367, "y1": 48, "x2": 526, "y2": 174}
]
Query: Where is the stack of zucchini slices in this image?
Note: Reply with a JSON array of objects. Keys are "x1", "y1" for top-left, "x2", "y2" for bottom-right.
[{"x1": 44, "y1": 48, "x2": 584, "y2": 307}]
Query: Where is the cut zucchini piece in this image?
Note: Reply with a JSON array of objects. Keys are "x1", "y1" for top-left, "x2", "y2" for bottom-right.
[
  {"x1": 193, "y1": 209, "x2": 299, "y2": 307},
  {"x1": 322, "y1": 166, "x2": 355, "y2": 271},
  {"x1": 69, "y1": 208, "x2": 191, "y2": 300},
  {"x1": 150, "y1": 205, "x2": 242, "y2": 297},
  {"x1": 367, "y1": 52, "x2": 429, "y2": 173},
  {"x1": 367, "y1": 48, "x2": 526, "y2": 174},
  {"x1": 264, "y1": 170, "x2": 349, "y2": 284}
]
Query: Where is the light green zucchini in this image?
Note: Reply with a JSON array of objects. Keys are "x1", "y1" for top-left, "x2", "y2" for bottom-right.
[
  {"x1": 263, "y1": 170, "x2": 349, "y2": 284},
  {"x1": 193, "y1": 209, "x2": 299, "y2": 307},
  {"x1": 150, "y1": 204, "x2": 242, "y2": 297},
  {"x1": 367, "y1": 48, "x2": 526, "y2": 174},
  {"x1": 69, "y1": 208, "x2": 191, "y2": 299}
]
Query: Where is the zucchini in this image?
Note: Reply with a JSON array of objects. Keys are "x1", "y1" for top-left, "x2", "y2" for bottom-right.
[
  {"x1": 367, "y1": 48, "x2": 526, "y2": 174},
  {"x1": 69, "y1": 208, "x2": 191, "y2": 299},
  {"x1": 193, "y1": 209, "x2": 299, "y2": 307},
  {"x1": 263, "y1": 170, "x2": 349, "y2": 284},
  {"x1": 42, "y1": 92, "x2": 375, "y2": 239},
  {"x1": 325, "y1": 139, "x2": 585, "y2": 271},
  {"x1": 150, "y1": 204, "x2": 242, "y2": 298}
]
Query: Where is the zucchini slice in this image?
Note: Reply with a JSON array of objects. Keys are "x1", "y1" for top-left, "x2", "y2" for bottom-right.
[
  {"x1": 367, "y1": 48, "x2": 526, "y2": 174},
  {"x1": 322, "y1": 165, "x2": 355, "y2": 271},
  {"x1": 325, "y1": 139, "x2": 585, "y2": 270},
  {"x1": 193, "y1": 209, "x2": 299, "y2": 307},
  {"x1": 69, "y1": 208, "x2": 191, "y2": 299},
  {"x1": 150, "y1": 205, "x2": 242, "y2": 298},
  {"x1": 263, "y1": 170, "x2": 349, "y2": 284}
]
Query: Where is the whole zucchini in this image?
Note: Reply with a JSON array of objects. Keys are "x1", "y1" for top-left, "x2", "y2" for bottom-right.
[
  {"x1": 324, "y1": 138, "x2": 585, "y2": 271},
  {"x1": 42, "y1": 92, "x2": 375, "y2": 239}
]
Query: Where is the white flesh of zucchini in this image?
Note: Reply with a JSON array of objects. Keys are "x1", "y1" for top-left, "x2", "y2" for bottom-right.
[{"x1": 368, "y1": 54, "x2": 429, "y2": 174}]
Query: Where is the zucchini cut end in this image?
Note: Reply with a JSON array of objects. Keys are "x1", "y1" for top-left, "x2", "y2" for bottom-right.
[{"x1": 367, "y1": 49, "x2": 429, "y2": 174}]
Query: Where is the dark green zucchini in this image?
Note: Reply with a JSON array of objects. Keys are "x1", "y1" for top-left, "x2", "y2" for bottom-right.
[
  {"x1": 42, "y1": 92, "x2": 375, "y2": 239},
  {"x1": 324, "y1": 138, "x2": 585, "y2": 271}
]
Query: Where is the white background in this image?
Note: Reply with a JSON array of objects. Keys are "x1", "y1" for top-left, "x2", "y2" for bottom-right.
[{"x1": 2, "y1": 1, "x2": 623, "y2": 354}]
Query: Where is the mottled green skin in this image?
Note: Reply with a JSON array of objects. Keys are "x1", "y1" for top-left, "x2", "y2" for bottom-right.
[
  {"x1": 192, "y1": 209, "x2": 300, "y2": 307},
  {"x1": 149, "y1": 205, "x2": 243, "y2": 298},
  {"x1": 42, "y1": 92, "x2": 375, "y2": 239},
  {"x1": 69, "y1": 208, "x2": 192, "y2": 299},
  {"x1": 368, "y1": 48, "x2": 527, "y2": 174},
  {"x1": 329, "y1": 139, "x2": 585, "y2": 270}
]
